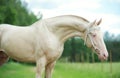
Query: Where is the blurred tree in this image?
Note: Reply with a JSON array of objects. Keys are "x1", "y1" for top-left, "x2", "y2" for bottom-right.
[
  {"x1": 63, "y1": 37, "x2": 95, "y2": 62},
  {"x1": 0, "y1": 0, "x2": 38, "y2": 25},
  {"x1": 70, "y1": 37, "x2": 76, "y2": 62},
  {"x1": 104, "y1": 32, "x2": 120, "y2": 62}
]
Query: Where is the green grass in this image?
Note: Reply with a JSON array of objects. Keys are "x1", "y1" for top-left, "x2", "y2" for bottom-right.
[
  {"x1": 0, "y1": 62, "x2": 120, "y2": 78},
  {"x1": 0, "y1": 62, "x2": 35, "y2": 78},
  {"x1": 53, "y1": 62, "x2": 120, "y2": 78}
]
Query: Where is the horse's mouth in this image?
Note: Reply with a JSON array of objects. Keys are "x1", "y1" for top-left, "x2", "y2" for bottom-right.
[
  {"x1": 94, "y1": 48, "x2": 108, "y2": 61},
  {"x1": 98, "y1": 54, "x2": 108, "y2": 61}
]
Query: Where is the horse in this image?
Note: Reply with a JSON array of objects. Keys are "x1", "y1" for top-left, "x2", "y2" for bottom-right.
[{"x1": 0, "y1": 15, "x2": 108, "y2": 78}]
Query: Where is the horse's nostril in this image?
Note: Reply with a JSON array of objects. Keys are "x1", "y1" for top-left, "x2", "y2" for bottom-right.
[
  {"x1": 103, "y1": 54, "x2": 108, "y2": 60},
  {"x1": 103, "y1": 54, "x2": 106, "y2": 57}
]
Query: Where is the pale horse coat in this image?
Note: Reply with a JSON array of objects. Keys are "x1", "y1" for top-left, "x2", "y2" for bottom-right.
[{"x1": 0, "y1": 15, "x2": 108, "y2": 78}]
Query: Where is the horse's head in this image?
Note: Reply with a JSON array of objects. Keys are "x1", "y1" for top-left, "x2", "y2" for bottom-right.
[{"x1": 84, "y1": 19, "x2": 108, "y2": 61}]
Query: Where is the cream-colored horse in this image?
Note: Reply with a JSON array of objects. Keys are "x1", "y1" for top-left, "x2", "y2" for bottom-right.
[{"x1": 0, "y1": 15, "x2": 108, "y2": 78}]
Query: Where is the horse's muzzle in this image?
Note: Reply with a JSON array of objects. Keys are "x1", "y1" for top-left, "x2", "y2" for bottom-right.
[{"x1": 98, "y1": 52, "x2": 108, "y2": 61}]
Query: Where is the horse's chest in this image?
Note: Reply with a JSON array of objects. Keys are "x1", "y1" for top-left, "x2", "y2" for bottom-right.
[
  {"x1": 45, "y1": 45, "x2": 63, "y2": 62},
  {"x1": 37, "y1": 36, "x2": 64, "y2": 62}
]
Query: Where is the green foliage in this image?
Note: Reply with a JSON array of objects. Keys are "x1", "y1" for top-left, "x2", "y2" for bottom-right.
[
  {"x1": 62, "y1": 37, "x2": 98, "y2": 62},
  {"x1": 104, "y1": 32, "x2": 120, "y2": 62},
  {"x1": 0, "y1": 0, "x2": 38, "y2": 25}
]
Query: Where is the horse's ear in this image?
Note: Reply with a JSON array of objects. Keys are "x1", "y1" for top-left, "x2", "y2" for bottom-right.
[
  {"x1": 89, "y1": 19, "x2": 96, "y2": 27},
  {"x1": 96, "y1": 18, "x2": 102, "y2": 26}
]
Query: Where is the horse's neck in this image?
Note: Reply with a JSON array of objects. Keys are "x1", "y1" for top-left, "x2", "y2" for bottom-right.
[{"x1": 45, "y1": 16, "x2": 89, "y2": 43}]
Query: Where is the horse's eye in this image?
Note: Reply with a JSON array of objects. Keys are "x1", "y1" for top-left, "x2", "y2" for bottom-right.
[
  {"x1": 89, "y1": 32, "x2": 96, "y2": 37},
  {"x1": 92, "y1": 34, "x2": 96, "y2": 37}
]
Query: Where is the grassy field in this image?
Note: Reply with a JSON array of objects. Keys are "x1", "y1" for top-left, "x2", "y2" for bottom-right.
[{"x1": 0, "y1": 62, "x2": 120, "y2": 78}]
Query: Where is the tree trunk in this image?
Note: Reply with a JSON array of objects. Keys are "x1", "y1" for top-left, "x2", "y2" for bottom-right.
[{"x1": 71, "y1": 37, "x2": 76, "y2": 62}]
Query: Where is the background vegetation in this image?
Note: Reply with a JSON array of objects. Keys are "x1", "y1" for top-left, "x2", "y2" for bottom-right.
[{"x1": 0, "y1": 0, "x2": 38, "y2": 25}]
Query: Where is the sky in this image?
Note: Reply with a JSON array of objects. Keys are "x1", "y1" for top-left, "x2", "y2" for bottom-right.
[{"x1": 22, "y1": 0, "x2": 120, "y2": 35}]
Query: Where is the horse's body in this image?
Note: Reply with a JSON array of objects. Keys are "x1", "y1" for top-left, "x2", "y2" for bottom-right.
[
  {"x1": 0, "y1": 25, "x2": 36, "y2": 62},
  {"x1": 0, "y1": 15, "x2": 108, "y2": 78}
]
